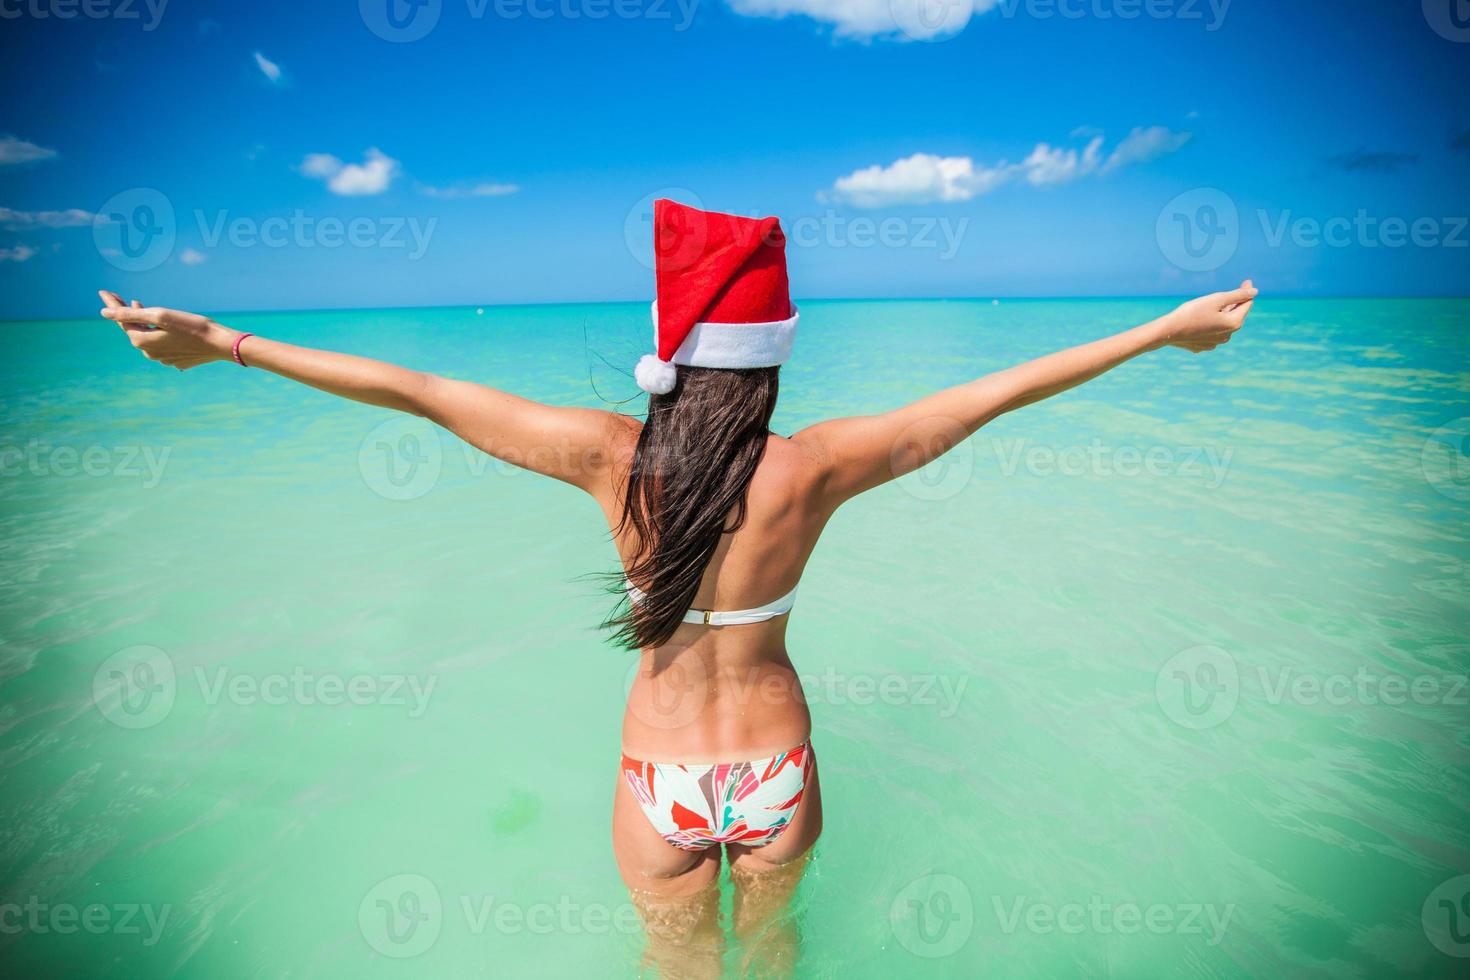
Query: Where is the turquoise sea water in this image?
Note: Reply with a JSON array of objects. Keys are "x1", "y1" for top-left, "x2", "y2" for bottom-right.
[{"x1": 1, "y1": 298, "x2": 1467, "y2": 977}]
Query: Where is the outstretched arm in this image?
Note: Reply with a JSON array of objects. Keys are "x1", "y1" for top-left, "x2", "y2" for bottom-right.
[
  {"x1": 98, "y1": 291, "x2": 621, "y2": 494},
  {"x1": 793, "y1": 281, "x2": 1258, "y2": 506}
]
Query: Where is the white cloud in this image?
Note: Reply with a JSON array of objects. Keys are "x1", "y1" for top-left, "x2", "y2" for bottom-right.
[
  {"x1": 421, "y1": 182, "x2": 521, "y2": 199},
  {"x1": 0, "y1": 206, "x2": 96, "y2": 230},
  {"x1": 1101, "y1": 126, "x2": 1193, "y2": 173},
  {"x1": 829, "y1": 153, "x2": 1013, "y2": 208},
  {"x1": 828, "y1": 126, "x2": 1192, "y2": 208},
  {"x1": 179, "y1": 248, "x2": 207, "y2": 265},
  {"x1": 301, "y1": 153, "x2": 342, "y2": 178},
  {"x1": 1020, "y1": 136, "x2": 1104, "y2": 186},
  {"x1": 299, "y1": 148, "x2": 400, "y2": 196},
  {"x1": 0, "y1": 245, "x2": 38, "y2": 262},
  {"x1": 253, "y1": 51, "x2": 283, "y2": 84},
  {"x1": 727, "y1": 0, "x2": 998, "y2": 40},
  {"x1": 0, "y1": 136, "x2": 58, "y2": 166}
]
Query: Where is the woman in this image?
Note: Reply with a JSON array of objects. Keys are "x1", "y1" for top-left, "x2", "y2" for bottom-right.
[{"x1": 99, "y1": 199, "x2": 1255, "y2": 973}]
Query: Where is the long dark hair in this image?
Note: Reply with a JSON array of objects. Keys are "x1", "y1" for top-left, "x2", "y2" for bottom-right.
[{"x1": 605, "y1": 366, "x2": 780, "y2": 650}]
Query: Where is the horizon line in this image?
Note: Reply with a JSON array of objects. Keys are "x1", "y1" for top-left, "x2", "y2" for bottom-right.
[{"x1": 9, "y1": 292, "x2": 1468, "y2": 326}]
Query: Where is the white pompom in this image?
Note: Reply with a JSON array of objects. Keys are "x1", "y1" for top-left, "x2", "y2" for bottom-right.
[{"x1": 634, "y1": 355, "x2": 677, "y2": 394}]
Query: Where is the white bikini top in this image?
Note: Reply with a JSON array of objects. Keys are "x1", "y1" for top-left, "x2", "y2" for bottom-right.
[{"x1": 624, "y1": 580, "x2": 799, "y2": 626}]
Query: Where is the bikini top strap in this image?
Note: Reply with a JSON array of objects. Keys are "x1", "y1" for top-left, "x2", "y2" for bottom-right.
[{"x1": 624, "y1": 580, "x2": 799, "y2": 626}]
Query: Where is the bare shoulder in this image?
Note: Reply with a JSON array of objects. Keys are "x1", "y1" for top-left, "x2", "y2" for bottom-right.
[
  {"x1": 755, "y1": 432, "x2": 829, "y2": 494},
  {"x1": 597, "y1": 410, "x2": 642, "y2": 474},
  {"x1": 604, "y1": 410, "x2": 643, "y2": 439},
  {"x1": 786, "y1": 422, "x2": 837, "y2": 468},
  {"x1": 767, "y1": 430, "x2": 823, "y2": 464}
]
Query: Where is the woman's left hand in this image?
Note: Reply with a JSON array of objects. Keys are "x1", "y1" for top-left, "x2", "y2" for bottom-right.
[{"x1": 98, "y1": 290, "x2": 239, "y2": 370}]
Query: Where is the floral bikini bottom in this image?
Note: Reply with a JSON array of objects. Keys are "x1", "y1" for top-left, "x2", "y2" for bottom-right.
[{"x1": 621, "y1": 741, "x2": 814, "y2": 851}]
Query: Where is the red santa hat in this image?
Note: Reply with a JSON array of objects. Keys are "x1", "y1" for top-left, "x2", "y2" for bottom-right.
[{"x1": 634, "y1": 199, "x2": 798, "y2": 394}]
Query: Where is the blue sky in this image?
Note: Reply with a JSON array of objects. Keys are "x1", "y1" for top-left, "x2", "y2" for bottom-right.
[{"x1": 0, "y1": 0, "x2": 1466, "y2": 319}]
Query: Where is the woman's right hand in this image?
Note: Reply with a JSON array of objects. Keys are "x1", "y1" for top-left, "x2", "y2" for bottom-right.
[
  {"x1": 1159, "y1": 280, "x2": 1258, "y2": 353},
  {"x1": 98, "y1": 290, "x2": 240, "y2": 370}
]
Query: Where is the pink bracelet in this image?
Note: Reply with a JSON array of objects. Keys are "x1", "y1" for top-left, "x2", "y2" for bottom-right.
[{"x1": 232, "y1": 333, "x2": 254, "y2": 367}]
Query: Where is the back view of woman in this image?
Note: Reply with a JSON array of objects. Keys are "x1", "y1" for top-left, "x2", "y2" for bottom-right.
[{"x1": 99, "y1": 198, "x2": 1255, "y2": 976}]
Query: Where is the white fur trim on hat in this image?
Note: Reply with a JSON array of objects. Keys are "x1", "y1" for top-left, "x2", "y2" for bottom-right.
[
  {"x1": 650, "y1": 302, "x2": 799, "y2": 370},
  {"x1": 635, "y1": 354, "x2": 678, "y2": 394}
]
